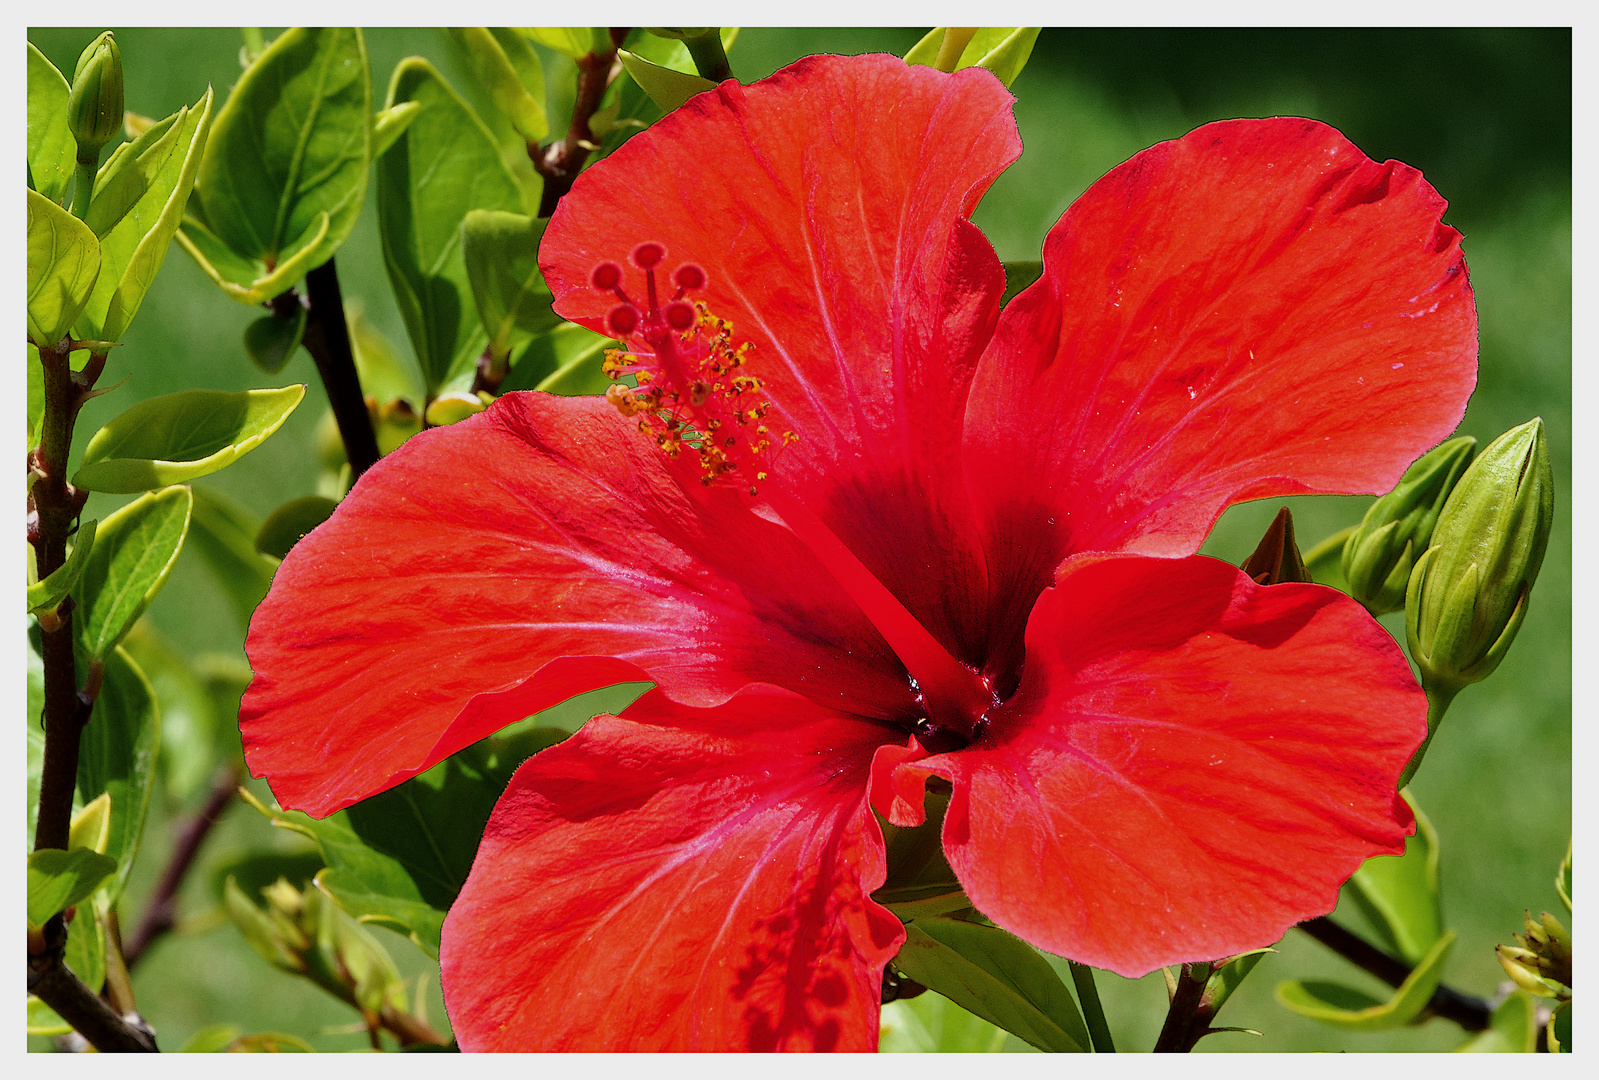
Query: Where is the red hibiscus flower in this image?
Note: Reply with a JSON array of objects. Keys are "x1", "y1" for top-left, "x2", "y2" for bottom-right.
[{"x1": 240, "y1": 54, "x2": 1476, "y2": 1051}]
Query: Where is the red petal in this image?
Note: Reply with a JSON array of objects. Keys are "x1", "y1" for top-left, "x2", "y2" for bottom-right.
[
  {"x1": 242, "y1": 393, "x2": 912, "y2": 817},
  {"x1": 440, "y1": 686, "x2": 901, "y2": 1051},
  {"x1": 968, "y1": 117, "x2": 1478, "y2": 562},
  {"x1": 876, "y1": 554, "x2": 1425, "y2": 976},
  {"x1": 541, "y1": 54, "x2": 1022, "y2": 669}
]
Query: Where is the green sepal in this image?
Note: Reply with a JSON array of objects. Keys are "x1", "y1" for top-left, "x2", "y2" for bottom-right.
[
  {"x1": 27, "y1": 188, "x2": 102, "y2": 349},
  {"x1": 1454, "y1": 990, "x2": 1539, "y2": 1052},
  {"x1": 255, "y1": 496, "x2": 337, "y2": 560},
  {"x1": 28, "y1": 519, "x2": 97, "y2": 615},
  {"x1": 1275, "y1": 929, "x2": 1456, "y2": 1030},
  {"x1": 74, "y1": 385, "x2": 305, "y2": 493},
  {"x1": 27, "y1": 42, "x2": 75, "y2": 205},
  {"x1": 27, "y1": 847, "x2": 117, "y2": 927},
  {"x1": 889, "y1": 916, "x2": 1091, "y2": 1053},
  {"x1": 450, "y1": 28, "x2": 549, "y2": 142},
  {"x1": 244, "y1": 304, "x2": 309, "y2": 375},
  {"x1": 999, "y1": 261, "x2": 1043, "y2": 309},
  {"x1": 906, "y1": 28, "x2": 1042, "y2": 87},
  {"x1": 70, "y1": 485, "x2": 193, "y2": 660},
  {"x1": 68, "y1": 32, "x2": 123, "y2": 158},
  {"x1": 617, "y1": 49, "x2": 716, "y2": 113},
  {"x1": 194, "y1": 28, "x2": 370, "y2": 276}
]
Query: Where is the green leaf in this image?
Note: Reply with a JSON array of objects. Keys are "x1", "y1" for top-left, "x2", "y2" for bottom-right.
[
  {"x1": 28, "y1": 518, "x2": 97, "y2": 615},
  {"x1": 64, "y1": 894, "x2": 107, "y2": 993},
  {"x1": 1547, "y1": 999, "x2": 1570, "y2": 1052},
  {"x1": 1200, "y1": 949, "x2": 1273, "y2": 1019},
  {"x1": 1555, "y1": 838, "x2": 1571, "y2": 911},
  {"x1": 27, "y1": 995, "x2": 72, "y2": 1037},
  {"x1": 256, "y1": 496, "x2": 337, "y2": 559},
  {"x1": 1275, "y1": 929, "x2": 1457, "y2": 1030},
  {"x1": 27, "y1": 188, "x2": 102, "y2": 349},
  {"x1": 890, "y1": 916, "x2": 1091, "y2": 1052},
  {"x1": 196, "y1": 28, "x2": 371, "y2": 277},
  {"x1": 617, "y1": 49, "x2": 716, "y2": 113},
  {"x1": 121, "y1": 623, "x2": 224, "y2": 801},
  {"x1": 80, "y1": 89, "x2": 215, "y2": 341},
  {"x1": 502, "y1": 321, "x2": 613, "y2": 394},
  {"x1": 378, "y1": 58, "x2": 537, "y2": 394},
  {"x1": 999, "y1": 260, "x2": 1043, "y2": 310},
  {"x1": 519, "y1": 27, "x2": 598, "y2": 59},
  {"x1": 187, "y1": 486, "x2": 277, "y2": 628},
  {"x1": 244, "y1": 305, "x2": 308, "y2": 375},
  {"x1": 970, "y1": 28, "x2": 1042, "y2": 88},
  {"x1": 1455, "y1": 989, "x2": 1538, "y2": 1052},
  {"x1": 28, "y1": 345, "x2": 46, "y2": 452},
  {"x1": 27, "y1": 42, "x2": 75, "y2": 205},
  {"x1": 77, "y1": 645, "x2": 162, "y2": 902},
  {"x1": 27, "y1": 625, "x2": 46, "y2": 844},
  {"x1": 371, "y1": 100, "x2": 421, "y2": 159},
  {"x1": 422, "y1": 392, "x2": 485, "y2": 427},
  {"x1": 230, "y1": 1032, "x2": 315, "y2": 1053},
  {"x1": 880, "y1": 992, "x2": 1012, "y2": 1052},
  {"x1": 1304, "y1": 524, "x2": 1356, "y2": 593},
  {"x1": 461, "y1": 209, "x2": 561, "y2": 365},
  {"x1": 1345, "y1": 790, "x2": 1442, "y2": 964},
  {"x1": 346, "y1": 299, "x2": 424, "y2": 406},
  {"x1": 240, "y1": 789, "x2": 446, "y2": 957},
  {"x1": 74, "y1": 386, "x2": 305, "y2": 493},
  {"x1": 71, "y1": 485, "x2": 193, "y2": 660},
  {"x1": 179, "y1": 1024, "x2": 244, "y2": 1052},
  {"x1": 450, "y1": 28, "x2": 549, "y2": 142},
  {"x1": 27, "y1": 847, "x2": 118, "y2": 927}
]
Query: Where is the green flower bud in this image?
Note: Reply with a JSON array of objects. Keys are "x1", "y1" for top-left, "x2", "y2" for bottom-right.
[
  {"x1": 1497, "y1": 944, "x2": 1560, "y2": 997},
  {"x1": 1406, "y1": 418, "x2": 1553, "y2": 694},
  {"x1": 1343, "y1": 436, "x2": 1476, "y2": 614},
  {"x1": 68, "y1": 31, "x2": 124, "y2": 159}
]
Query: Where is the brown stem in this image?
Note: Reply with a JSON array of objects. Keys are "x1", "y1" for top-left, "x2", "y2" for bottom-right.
[
  {"x1": 299, "y1": 259, "x2": 380, "y2": 479},
  {"x1": 122, "y1": 765, "x2": 242, "y2": 968},
  {"x1": 29, "y1": 939, "x2": 158, "y2": 1052},
  {"x1": 378, "y1": 1001, "x2": 450, "y2": 1049},
  {"x1": 534, "y1": 32, "x2": 626, "y2": 216},
  {"x1": 1298, "y1": 917, "x2": 1490, "y2": 1031},
  {"x1": 1152, "y1": 962, "x2": 1212, "y2": 1052}
]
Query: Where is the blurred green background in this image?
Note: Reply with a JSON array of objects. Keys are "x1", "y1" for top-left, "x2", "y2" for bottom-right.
[{"x1": 27, "y1": 27, "x2": 1569, "y2": 1052}]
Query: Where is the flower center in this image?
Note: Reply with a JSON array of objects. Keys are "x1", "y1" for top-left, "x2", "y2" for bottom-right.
[{"x1": 592, "y1": 243, "x2": 996, "y2": 745}]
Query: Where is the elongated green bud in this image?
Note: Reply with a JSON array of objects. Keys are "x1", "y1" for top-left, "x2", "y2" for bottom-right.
[
  {"x1": 68, "y1": 31, "x2": 124, "y2": 159},
  {"x1": 1406, "y1": 418, "x2": 1553, "y2": 693},
  {"x1": 1343, "y1": 436, "x2": 1476, "y2": 614}
]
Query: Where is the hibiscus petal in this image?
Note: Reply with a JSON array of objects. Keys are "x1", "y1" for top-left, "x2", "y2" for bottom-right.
[
  {"x1": 440, "y1": 685, "x2": 902, "y2": 1051},
  {"x1": 875, "y1": 553, "x2": 1425, "y2": 977},
  {"x1": 242, "y1": 393, "x2": 911, "y2": 817},
  {"x1": 540, "y1": 54, "x2": 1023, "y2": 669},
  {"x1": 968, "y1": 117, "x2": 1478, "y2": 563}
]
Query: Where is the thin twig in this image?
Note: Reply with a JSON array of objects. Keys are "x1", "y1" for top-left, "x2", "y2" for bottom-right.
[
  {"x1": 534, "y1": 30, "x2": 627, "y2": 216},
  {"x1": 300, "y1": 259, "x2": 380, "y2": 479},
  {"x1": 29, "y1": 939, "x2": 158, "y2": 1052},
  {"x1": 122, "y1": 764, "x2": 243, "y2": 968},
  {"x1": 1152, "y1": 962, "x2": 1212, "y2": 1052},
  {"x1": 1298, "y1": 917, "x2": 1490, "y2": 1031}
]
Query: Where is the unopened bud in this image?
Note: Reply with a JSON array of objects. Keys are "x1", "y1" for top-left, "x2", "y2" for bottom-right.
[
  {"x1": 1406, "y1": 419, "x2": 1553, "y2": 694},
  {"x1": 68, "y1": 32, "x2": 124, "y2": 159},
  {"x1": 1343, "y1": 436, "x2": 1476, "y2": 614},
  {"x1": 1497, "y1": 944, "x2": 1559, "y2": 996}
]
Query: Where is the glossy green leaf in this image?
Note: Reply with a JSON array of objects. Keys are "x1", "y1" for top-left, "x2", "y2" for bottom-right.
[
  {"x1": 1548, "y1": 999, "x2": 1570, "y2": 1052},
  {"x1": 179, "y1": 1024, "x2": 244, "y2": 1052},
  {"x1": 256, "y1": 495, "x2": 337, "y2": 559},
  {"x1": 1346, "y1": 791, "x2": 1442, "y2": 964},
  {"x1": 999, "y1": 261, "x2": 1043, "y2": 309},
  {"x1": 1455, "y1": 989, "x2": 1538, "y2": 1052},
  {"x1": 378, "y1": 58, "x2": 537, "y2": 394},
  {"x1": 450, "y1": 28, "x2": 549, "y2": 142},
  {"x1": 27, "y1": 995, "x2": 72, "y2": 1037},
  {"x1": 880, "y1": 992, "x2": 1012, "y2": 1052},
  {"x1": 80, "y1": 89, "x2": 215, "y2": 341},
  {"x1": 502, "y1": 321, "x2": 613, "y2": 394},
  {"x1": 195, "y1": 28, "x2": 370, "y2": 277},
  {"x1": 371, "y1": 100, "x2": 420, "y2": 159},
  {"x1": 1200, "y1": 948, "x2": 1274, "y2": 1021},
  {"x1": 591, "y1": 30, "x2": 737, "y2": 152},
  {"x1": 121, "y1": 622, "x2": 223, "y2": 801},
  {"x1": 27, "y1": 625, "x2": 46, "y2": 844},
  {"x1": 1275, "y1": 929, "x2": 1456, "y2": 1030},
  {"x1": 71, "y1": 485, "x2": 193, "y2": 660},
  {"x1": 244, "y1": 305, "x2": 308, "y2": 375},
  {"x1": 27, "y1": 188, "x2": 102, "y2": 349},
  {"x1": 617, "y1": 49, "x2": 716, "y2": 113},
  {"x1": 77, "y1": 644, "x2": 161, "y2": 902},
  {"x1": 461, "y1": 209, "x2": 561, "y2": 364},
  {"x1": 27, "y1": 519, "x2": 97, "y2": 615},
  {"x1": 64, "y1": 894, "x2": 107, "y2": 993},
  {"x1": 27, "y1": 847, "x2": 117, "y2": 927},
  {"x1": 240, "y1": 789, "x2": 446, "y2": 957},
  {"x1": 890, "y1": 916, "x2": 1091, "y2": 1052},
  {"x1": 74, "y1": 386, "x2": 305, "y2": 493},
  {"x1": 519, "y1": 27, "x2": 598, "y2": 59},
  {"x1": 28, "y1": 345, "x2": 46, "y2": 452},
  {"x1": 175, "y1": 211, "x2": 333, "y2": 305},
  {"x1": 187, "y1": 486, "x2": 277, "y2": 628},
  {"x1": 346, "y1": 299, "x2": 424, "y2": 406},
  {"x1": 27, "y1": 42, "x2": 75, "y2": 205}
]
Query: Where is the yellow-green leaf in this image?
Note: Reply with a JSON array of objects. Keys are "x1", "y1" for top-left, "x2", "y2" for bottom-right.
[
  {"x1": 518, "y1": 27, "x2": 598, "y2": 59},
  {"x1": 617, "y1": 49, "x2": 716, "y2": 113},
  {"x1": 27, "y1": 188, "x2": 101, "y2": 349},
  {"x1": 371, "y1": 100, "x2": 421, "y2": 159},
  {"x1": 450, "y1": 28, "x2": 549, "y2": 142},
  {"x1": 28, "y1": 518, "x2": 97, "y2": 614},
  {"x1": 71, "y1": 486, "x2": 193, "y2": 660},
  {"x1": 461, "y1": 209, "x2": 560, "y2": 364},
  {"x1": 1345, "y1": 790, "x2": 1442, "y2": 963},
  {"x1": 1455, "y1": 990, "x2": 1539, "y2": 1052},
  {"x1": 1275, "y1": 930, "x2": 1456, "y2": 1031},
  {"x1": 27, "y1": 42, "x2": 75, "y2": 205},
  {"x1": 27, "y1": 847, "x2": 117, "y2": 927},
  {"x1": 76, "y1": 645, "x2": 162, "y2": 902},
  {"x1": 74, "y1": 385, "x2": 305, "y2": 493}
]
